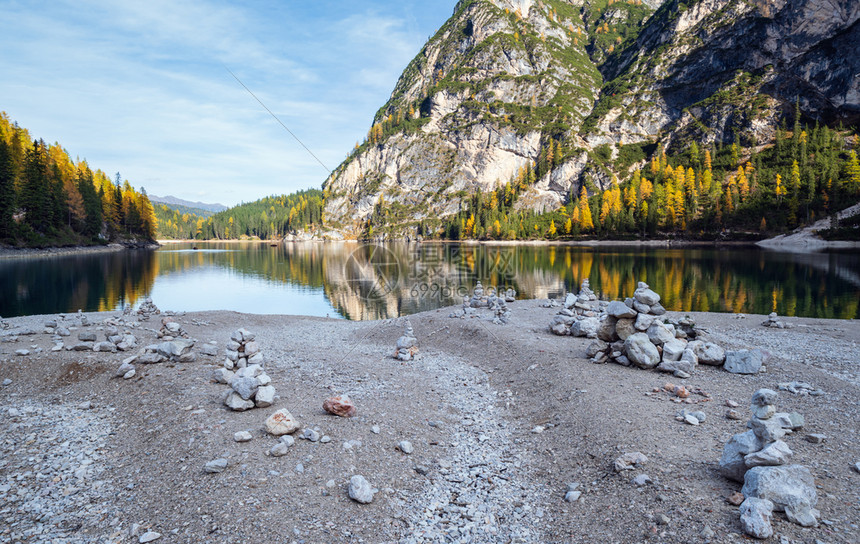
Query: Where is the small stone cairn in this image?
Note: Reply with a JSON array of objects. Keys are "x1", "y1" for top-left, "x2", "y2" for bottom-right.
[
  {"x1": 761, "y1": 312, "x2": 793, "y2": 329},
  {"x1": 719, "y1": 389, "x2": 817, "y2": 538},
  {"x1": 551, "y1": 281, "x2": 730, "y2": 378},
  {"x1": 449, "y1": 283, "x2": 515, "y2": 321},
  {"x1": 133, "y1": 298, "x2": 160, "y2": 320},
  {"x1": 158, "y1": 317, "x2": 188, "y2": 339},
  {"x1": 394, "y1": 320, "x2": 418, "y2": 361},
  {"x1": 214, "y1": 328, "x2": 276, "y2": 411}
]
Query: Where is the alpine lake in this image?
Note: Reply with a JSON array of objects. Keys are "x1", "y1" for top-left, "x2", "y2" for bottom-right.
[{"x1": 1, "y1": 241, "x2": 858, "y2": 320}]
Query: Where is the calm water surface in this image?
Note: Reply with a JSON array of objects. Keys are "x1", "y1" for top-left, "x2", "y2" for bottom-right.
[{"x1": 1, "y1": 242, "x2": 858, "y2": 320}]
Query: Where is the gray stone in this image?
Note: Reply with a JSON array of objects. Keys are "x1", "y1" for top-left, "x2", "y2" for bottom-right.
[
  {"x1": 2, "y1": 378, "x2": 11, "y2": 386},
  {"x1": 225, "y1": 349, "x2": 239, "y2": 362},
  {"x1": 634, "y1": 312, "x2": 655, "y2": 331},
  {"x1": 233, "y1": 431, "x2": 253, "y2": 442},
  {"x1": 725, "y1": 349, "x2": 765, "y2": 374},
  {"x1": 199, "y1": 343, "x2": 218, "y2": 356},
  {"x1": 231, "y1": 376, "x2": 260, "y2": 400},
  {"x1": 632, "y1": 300, "x2": 651, "y2": 314},
  {"x1": 720, "y1": 430, "x2": 763, "y2": 482},
  {"x1": 596, "y1": 316, "x2": 618, "y2": 342},
  {"x1": 570, "y1": 317, "x2": 599, "y2": 338},
  {"x1": 750, "y1": 416, "x2": 787, "y2": 443},
  {"x1": 212, "y1": 368, "x2": 234, "y2": 384},
  {"x1": 650, "y1": 303, "x2": 667, "y2": 316},
  {"x1": 224, "y1": 392, "x2": 255, "y2": 411},
  {"x1": 78, "y1": 331, "x2": 97, "y2": 342},
  {"x1": 300, "y1": 428, "x2": 321, "y2": 442},
  {"x1": 607, "y1": 300, "x2": 637, "y2": 319},
  {"x1": 156, "y1": 339, "x2": 195, "y2": 359},
  {"x1": 231, "y1": 328, "x2": 254, "y2": 343},
  {"x1": 693, "y1": 342, "x2": 726, "y2": 365},
  {"x1": 633, "y1": 474, "x2": 652, "y2": 486},
  {"x1": 742, "y1": 465, "x2": 818, "y2": 526},
  {"x1": 614, "y1": 318, "x2": 636, "y2": 340},
  {"x1": 585, "y1": 340, "x2": 608, "y2": 358},
  {"x1": 563, "y1": 490, "x2": 581, "y2": 502},
  {"x1": 397, "y1": 440, "x2": 414, "y2": 454},
  {"x1": 255, "y1": 385, "x2": 276, "y2": 408},
  {"x1": 69, "y1": 342, "x2": 94, "y2": 351},
  {"x1": 348, "y1": 475, "x2": 376, "y2": 504},
  {"x1": 614, "y1": 451, "x2": 647, "y2": 472},
  {"x1": 15, "y1": 349, "x2": 30, "y2": 356},
  {"x1": 646, "y1": 321, "x2": 674, "y2": 346},
  {"x1": 634, "y1": 286, "x2": 660, "y2": 306},
  {"x1": 549, "y1": 322, "x2": 568, "y2": 336},
  {"x1": 203, "y1": 458, "x2": 228, "y2": 473},
  {"x1": 563, "y1": 293, "x2": 577, "y2": 309},
  {"x1": 805, "y1": 434, "x2": 826, "y2": 444},
  {"x1": 623, "y1": 333, "x2": 661, "y2": 369},
  {"x1": 269, "y1": 442, "x2": 290, "y2": 457},
  {"x1": 751, "y1": 389, "x2": 778, "y2": 407},
  {"x1": 93, "y1": 341, "x2": 117, "y2": 353},
  {"x1": 56, "y1": 326, "x2": 71, "y2": 336},
  {"x1": 123, "y1": 368, "x2": 136, "y2": 379},
  {"x1": 745, "y1": 440, "x2": 793, "y2": 468},
  {"x1": 661, "y1": 338, "x2": 687, "y2": 362},
  {"x1": 137, "y1": 352, "x2": 165, "y2": 364},
  {"x1": 139, "y1": 532, "x2": 162, "y2": 543},
  {"x1": 739, "y1": 497, "x2": 774, "y2": 539}
]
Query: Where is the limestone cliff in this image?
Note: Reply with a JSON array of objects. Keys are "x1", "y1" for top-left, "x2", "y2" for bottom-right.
[{"x1": 322, "y1": 0, "x2": 859, "y2": 237}]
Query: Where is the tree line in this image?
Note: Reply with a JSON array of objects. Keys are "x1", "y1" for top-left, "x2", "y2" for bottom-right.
[
  {"x1": 0, "y1": 112, "x2": 156, "y2": 246},
  {"x1": 155, "y1": 190, "x2": 324, "y2": 240}
]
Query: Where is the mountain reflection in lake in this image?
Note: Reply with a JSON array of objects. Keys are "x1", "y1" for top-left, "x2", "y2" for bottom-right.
[{"x1": 1, "y1": 242, "x2": 857, "y2": 320}]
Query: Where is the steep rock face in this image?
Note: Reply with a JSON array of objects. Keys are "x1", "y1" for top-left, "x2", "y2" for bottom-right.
[{"x1": 323, "y1": 0, "x2": 859, "y2": 237}]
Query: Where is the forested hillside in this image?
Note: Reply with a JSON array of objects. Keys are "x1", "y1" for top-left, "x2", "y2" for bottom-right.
[
  {"x1": 0, "y1": 112, "x2": 156, "y2": 247},
  {"x1": 155, "y1": 190, "x2": 324, "y2": 240},
  {"x1": 428, "y1": 119, "x2": 860, "y2": 240}
]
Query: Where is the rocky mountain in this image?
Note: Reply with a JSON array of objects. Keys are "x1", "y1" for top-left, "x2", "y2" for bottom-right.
[{"x1": 323, "y1": 0, "x2": 859, "y2": 237}]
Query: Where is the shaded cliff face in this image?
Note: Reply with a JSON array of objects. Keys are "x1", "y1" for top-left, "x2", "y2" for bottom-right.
[{"x1": 323, "y1": 0, "x2": 859, "y2": 237}]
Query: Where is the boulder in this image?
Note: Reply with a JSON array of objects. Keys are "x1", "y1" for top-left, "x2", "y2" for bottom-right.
[
  {"x1": 742, "y1": 465, "x2": 818, "y2": 527},
  {"x1": 231, "y1": 376, "x2": 260, "y2": 401},
  {"x1": 623, "y1": 333, "x2": 661, "y2": 369},
  {"x1": 750, "y1": 416, "x2": 787, "y2": 443},
  {"x1": 614, "y1": 318, "x2": 636, "y2": 340},
  {"x1": 265, "y1": 409, "x2": 300, "y2": 436},
  {"x1": 692, "y1": 342, "x2": 726, "y2": 365},
  {"x1": 739, "y1": 497, "x2": 774, "y2": 539},
  {"x1": 744, "y1": 440, "x2": 792, "y2": 468},
  {"x1": 606, "y1": 301, "x2": 637, "y2": 319},
  {"x1": 646, "y1": 322, "x2": 674, "y2": 346},
  {"x1": 656, "y1": 359, "x2": 696, "y2": 375},
  {"x1": 224, "y1": 392, "x2": 255, "y2": 412},
  {"x1": 596, "y1": 316, "x2": 618, "y2": 342},
  {"x1": 634, "y1": 312, "x2": 655, "y2": 331},
  {"x1": 585, "y1": 340, "x2": 608, "y2": 358},
  {"x1": 724, "y1": 349, "x2": 765, "y2": 374},
  {"x1": 633, "y1": 283, "x2": 661, "y2": 305},
  {"x1": 719, "y1": 430, "x2": 763, "y2": 482},
  {"x1": 661, "y1": 338, "x2": 687, "y2": 362},
  {"x1": 571, "y1": 317, "x2": 599, "y2": 338},
  {"x1": 632, "y1": 300, "x2": 651, "y2": 314},
  {"x1": 255, "y1": 385, "x2": 276, "y2": 408},
  {"x1": 156, "y1": 339, "x2": 195, "y2": 359}
]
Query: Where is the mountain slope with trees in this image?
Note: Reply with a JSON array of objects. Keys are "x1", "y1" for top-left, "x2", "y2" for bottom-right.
[
  {"x1": 0, "y1": 112, "x2": 156, "y2": 247},
  {"x1": 320, "y1": 0, "x2": 860, "y2": 239}
]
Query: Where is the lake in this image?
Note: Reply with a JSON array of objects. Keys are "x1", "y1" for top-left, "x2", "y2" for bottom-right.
[{"x1": 1, "y1": 241, "x2": 858, "y2": 320}]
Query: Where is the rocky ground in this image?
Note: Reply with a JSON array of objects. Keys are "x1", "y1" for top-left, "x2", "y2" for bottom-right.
[{"x1": 1, "y1": 300, "x2": 858, "y2": 544}]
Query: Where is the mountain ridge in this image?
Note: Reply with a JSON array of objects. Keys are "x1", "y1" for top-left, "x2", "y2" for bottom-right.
[
  {"x1": 321, "y1": 0, "x2": 859, "y2": 238},
  {"x1": 148, "y1": 195, "x2": 228, "y2": 213}
]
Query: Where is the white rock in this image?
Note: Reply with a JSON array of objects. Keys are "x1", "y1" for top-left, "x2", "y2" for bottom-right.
[
  {"x1": 720, "y1": 430, "x2": 763, "y2": 482},
  {"x1": 646, "y1": 322, "x2": 674, "y2": 346},
  {"x1": 212, "y1": 368, "x2": 234, "y2": 384},
  {"x1": 203, "y1": 458, "x2": 228, "y2": 473},
  {"x1": 739, "y1": 497, "x2": 774, "y2": 539},
  {"x1": 224, "y1": 392, "x2": 255, "y2": 412},
  {"x1": 623, "y1": 333, "x2": 661, "y2": 369},
  {"x1": 255, "y1": 385, "x2": 276, "y2": 408},
  {"x1": 744, "y1": 440, "x2": 793, "y2": 468},
  {"x1": 233, "y1": 431, "x2": 253, "y2": 442},
  {"x1": 348, "y1": 475, "x2": 376, "y2": 504},
  {"x1": 139, "y1": 531, "x2": 162, "y2": 543},
  {"x1": 397, "y1": 440, "x2": 414, "y2": 454},
  {"x1": 265, "y1": 409, "x2": 300, "y2": 436},
  {"x1": 742, "y1": 464, "x2": 818, "y2": 527}
]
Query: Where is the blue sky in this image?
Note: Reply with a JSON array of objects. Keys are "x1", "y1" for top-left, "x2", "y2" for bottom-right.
[{"x1": 0, "y1": 0, "x2": 453, "y2": 206}]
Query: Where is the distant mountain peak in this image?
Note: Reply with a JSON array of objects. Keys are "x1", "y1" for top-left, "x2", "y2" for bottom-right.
[{"x1": 148, "y1": 195, "x2": 228, "y2": 213}]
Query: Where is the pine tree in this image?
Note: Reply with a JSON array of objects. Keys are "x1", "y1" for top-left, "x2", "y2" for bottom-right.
[
  {"x1": 0, "y1": 138, "x2": 15, "y2": 239},
  {"x1": 578, "y1": 187, "x2": 593, "y2": 231},
  {"x1": 21, "y1": 140, "x2": 52, "y2": 232}
]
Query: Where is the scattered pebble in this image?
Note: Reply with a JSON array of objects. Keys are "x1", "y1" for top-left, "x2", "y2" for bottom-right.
[{"x1": 203, "y1": 458, "x2": 228, "y2": 473}]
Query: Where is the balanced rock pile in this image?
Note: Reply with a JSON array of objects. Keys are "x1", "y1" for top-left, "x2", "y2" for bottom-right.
[
  {"x1": 719, "y1": 389, "x2": 817, "y2": 538},
  {"x1": 214, "y1": 329, "x2": 276, "y2": 411},
  {"x1": 761, "y1": 312, "x2": 793, "y2": 329},
  {"x1": 394, "y1": 321, "x2": 419, "y2": 361},
  {"x1": 133, "y1": 298, "x2": 160, "y2": 320},
  {"x1": 449, "y1": 283, "x2": 515, "y2": 321},
  {"x1": 552, "y1": 281, "x2": 727, "y2": 378},
  {"x1": 158, "y1": 317, "x2": 188, "y2": 339}
]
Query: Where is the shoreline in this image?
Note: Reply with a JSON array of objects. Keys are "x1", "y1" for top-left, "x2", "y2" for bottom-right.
[
  {"x1": 0, "y1": 242, "x2": 160, "y2": 260},
  {"x1": 0, "y1": 300, "x2": 857, "y2": 542}
]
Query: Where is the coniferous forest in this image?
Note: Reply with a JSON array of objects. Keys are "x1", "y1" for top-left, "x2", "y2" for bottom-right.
[{"x1": 0, "y1": 112, "x2": 156, "y2": 247}]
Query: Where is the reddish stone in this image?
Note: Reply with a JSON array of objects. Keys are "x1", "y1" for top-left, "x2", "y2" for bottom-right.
[
  {"x1": 324, "y1": 395, "x2": 356, "y2": 418},
  {"x1": 727, "y1": 492, "x2": 745, "y2": 506}
]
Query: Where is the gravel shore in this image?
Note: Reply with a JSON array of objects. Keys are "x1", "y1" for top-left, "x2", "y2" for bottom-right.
[{"x1": 1, "y1": 301, "x2": 858, "y2": 543}]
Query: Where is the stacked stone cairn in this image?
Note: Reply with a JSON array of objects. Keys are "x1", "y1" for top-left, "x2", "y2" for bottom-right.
[
  {"x1": 450, "y1": 283, "x2": 515, "y2": 320},
  {"x1": 551, "y1": 281, "x2": 729, "y2": 378},
  {"x1": 719, "y1": 389, "x2": 817, "y2": 538},
  {"x1": 214, "y1": 329, "x2": 276, "y2": 411},
  {"x1": 394, "y1": 320, "x2": 419, "y2": 361},
  {"x1": 158, "y1": 317, "x2": 188, "y2": 339},
  {"x1": 761, "y1": 312, "x2": 793, "y2": 329},
  {"x1": 133, "y1": 298, "x2": 160, "y2": 320}
]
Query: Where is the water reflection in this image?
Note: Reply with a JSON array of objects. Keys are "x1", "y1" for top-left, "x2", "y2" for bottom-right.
[{"x1": 1, "y1": 242, "x2": 857, "y2": 320}]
